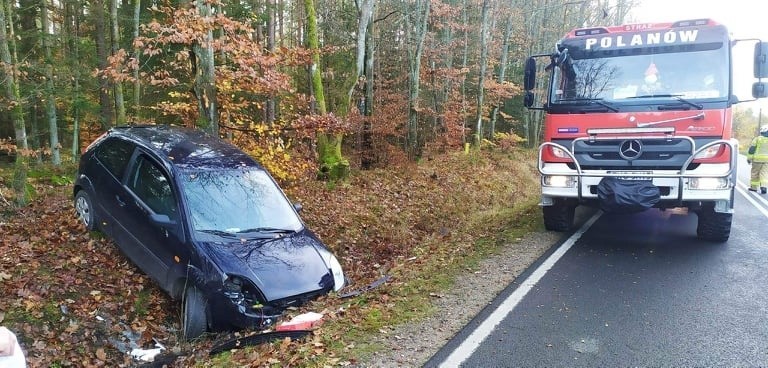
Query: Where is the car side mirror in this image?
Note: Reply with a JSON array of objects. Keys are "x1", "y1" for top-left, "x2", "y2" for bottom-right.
[
  {"x1": 150, "y1": 213, "x2": 177, "y2": 227},
  {"x1": 293, "y1": 202, "x2": 303, "y2": 213}
]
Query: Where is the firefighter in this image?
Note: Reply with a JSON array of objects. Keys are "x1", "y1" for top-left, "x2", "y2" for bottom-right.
[{"x1": 747, "y1": 126, "x2": 768, "y2": 194}]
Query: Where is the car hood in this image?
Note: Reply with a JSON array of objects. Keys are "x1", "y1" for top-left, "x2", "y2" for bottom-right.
[{"x1": 198, "y1": 231, "x2": 333, "y2": 302}]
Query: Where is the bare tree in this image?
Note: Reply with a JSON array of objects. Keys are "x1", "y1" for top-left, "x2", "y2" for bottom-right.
[
  {"x1": 41, "y1": 0, "x2": 60, "y2": 165},
  {"x1": 405, "y1": 0, "x2": 430, "y2": 157},
  {"x1": 474, "y1": 0, "x2": 496, "y2": 145}
]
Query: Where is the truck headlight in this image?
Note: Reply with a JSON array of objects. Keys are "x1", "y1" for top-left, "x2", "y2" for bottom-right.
[
  {"x1": 694, "y1": 145, "x2": 721, "y2": 159},
  {"x1": 543, "y1": 175, "x2": 577, "y2": 188},
  {"x1": 688, "y1": 177, "x2": 728, "y2": 190},
  {"x1": 551, "y1": 146, "x2": 569, "y2": 158}
]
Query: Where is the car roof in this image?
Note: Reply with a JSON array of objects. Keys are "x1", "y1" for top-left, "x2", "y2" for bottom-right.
[{"x1": 105, "y1": 125, "x2": 262, "y2": 170}]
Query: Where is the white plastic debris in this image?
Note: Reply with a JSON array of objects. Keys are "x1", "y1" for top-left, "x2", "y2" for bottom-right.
[
  {"x1": 0, "y1": 326, "x2": 27, "y2": 368},
  {"x1": 130, "y1": 341, "x2": 165, "y2": 362}
]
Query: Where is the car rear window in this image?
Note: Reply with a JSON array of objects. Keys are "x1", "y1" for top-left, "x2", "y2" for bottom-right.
[{"x1": 95, "y1": 138, "x2": 134, "y2": 178}]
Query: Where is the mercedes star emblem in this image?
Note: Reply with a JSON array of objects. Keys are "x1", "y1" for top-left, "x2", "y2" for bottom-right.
[{"x1": 619, "y1": 139, "x2": 642, "y2": 160}]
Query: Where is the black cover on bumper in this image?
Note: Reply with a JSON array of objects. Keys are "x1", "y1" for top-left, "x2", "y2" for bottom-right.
[{"x1": 597, "y1": 177, "x2": 660, "y2": 213}]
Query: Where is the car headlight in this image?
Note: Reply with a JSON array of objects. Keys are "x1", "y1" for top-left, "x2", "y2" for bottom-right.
[{"x1": 327, "y1": 254, "x2": 345, "y2": 292}]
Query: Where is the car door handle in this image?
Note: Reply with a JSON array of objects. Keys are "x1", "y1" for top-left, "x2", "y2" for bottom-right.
[{"x1": 115, "y1": 195, "x2": 126, "y2": 207}]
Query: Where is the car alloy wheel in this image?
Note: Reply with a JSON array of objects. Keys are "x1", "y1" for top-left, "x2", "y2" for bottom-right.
[{"x1": 74, "y1": 191, "x2": 97, "y2": 231}]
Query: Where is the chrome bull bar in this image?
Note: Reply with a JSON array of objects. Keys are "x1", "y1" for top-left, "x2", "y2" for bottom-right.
[{"x1": 537, "y1": 136, "x2": 737, "y2": 203}]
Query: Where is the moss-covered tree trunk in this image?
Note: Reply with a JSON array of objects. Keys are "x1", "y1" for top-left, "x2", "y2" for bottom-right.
[
  {"x1": 305, "y1": 0, "x2": 348, "y2": 180},
  {"x1": 0, "y1": 0, "x2": 29, "y2": 206}
]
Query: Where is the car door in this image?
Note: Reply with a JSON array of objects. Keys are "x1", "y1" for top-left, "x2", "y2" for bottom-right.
[
  {"x1": 121, "y1": 153, "x2": 190, "y2": 293},
  {"x1": 90, "y1": 137, "x2": 136, "y2": 238}
]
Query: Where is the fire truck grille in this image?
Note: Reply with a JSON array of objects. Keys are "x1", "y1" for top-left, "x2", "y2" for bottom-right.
[{"x1": 567, "y1": 138, "x2": 698, "y2": 171}]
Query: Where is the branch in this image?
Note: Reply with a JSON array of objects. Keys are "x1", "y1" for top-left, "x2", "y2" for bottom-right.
[{"x1": 374, "y1": 10, "x2": 399, "y2": 24}]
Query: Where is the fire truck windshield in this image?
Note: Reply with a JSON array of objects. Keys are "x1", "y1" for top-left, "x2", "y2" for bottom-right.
[{"x1": 550, "y1": 44, "x2": 729, "y2": 106}]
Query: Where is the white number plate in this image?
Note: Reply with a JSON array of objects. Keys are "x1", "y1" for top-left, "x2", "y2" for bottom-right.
[{"x1": 608, "y1": 171, "x2": 653, "y2": 181}]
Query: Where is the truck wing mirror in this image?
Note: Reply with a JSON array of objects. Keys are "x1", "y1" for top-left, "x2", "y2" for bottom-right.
[
  {"x1": 524, "y1": 91, "x2": 534, "y2": 108},
  {"x1": 524, "y1": 57, "x2": 536, "y2": 90},
  {"x1": 755, "y1": 41, "x2": 768, "y2": 79},
  {"x1": 752, "y1": 81, "x2": 768, "y2": 99}
]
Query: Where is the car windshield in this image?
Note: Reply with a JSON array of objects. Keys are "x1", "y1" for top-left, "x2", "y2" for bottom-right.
[
  {"x1": 551, "y1": 40, "x2": 728, "y2": 104},
  {"x1": 180, "y1": 168, "x2": 302, "y2": 235}
]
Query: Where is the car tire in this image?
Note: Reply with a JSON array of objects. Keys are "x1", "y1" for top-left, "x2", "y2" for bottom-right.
[
  {"x1": 696, "y1": 209, "x2": 731, "y2": 243},
  {"x1": 182, "y1": 285, "x2": 208, "y2": 340},
  {"x1": 74, "y1": 190, "x2": 98, "y2": 231},
  {"x1": 543, "y1": 203, "x2": 575, "y2": 232}
]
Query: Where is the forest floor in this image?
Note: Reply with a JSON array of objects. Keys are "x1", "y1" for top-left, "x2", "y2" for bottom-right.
[{"x1": 0, "y1": 148, "x2": 552, "y2": 367}]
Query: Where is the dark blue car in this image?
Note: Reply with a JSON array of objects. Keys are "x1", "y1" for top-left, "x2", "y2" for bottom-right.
[{"x1": 73, "y1": 125, "x2": 345, "y2": 339}]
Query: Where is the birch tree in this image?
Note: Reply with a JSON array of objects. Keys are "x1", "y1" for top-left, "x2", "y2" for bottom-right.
[
  {"x1": 41, "y1": 0, "x2": 61, "y2": 165},
  {"x1": 405, "y1": 0, "x2": 430, "y2": 157},
  {"x1": 474, "y1": 0, "x2": 495, "y2": 145}
]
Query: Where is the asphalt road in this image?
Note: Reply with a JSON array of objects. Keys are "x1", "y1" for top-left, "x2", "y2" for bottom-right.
[{"x1": 426, "y1": 159, "x2": 768, "y2": 367}]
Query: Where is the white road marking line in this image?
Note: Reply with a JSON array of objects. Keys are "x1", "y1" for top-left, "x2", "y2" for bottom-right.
[
  {"x1": 736, "y1": 181, "x2": 768, "y2": 218},
  {"x1": 437, "y1": 211, "x2": 602, "y2": 368}
]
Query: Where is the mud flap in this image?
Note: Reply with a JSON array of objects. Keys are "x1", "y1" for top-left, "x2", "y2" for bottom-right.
[{"x1": 597, "y1": 177, "x2": 660, "y2": 214}]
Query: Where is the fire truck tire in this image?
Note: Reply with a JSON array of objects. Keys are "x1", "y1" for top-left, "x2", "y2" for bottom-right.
[
  {"x1": 696, "y1": 209, "x2": 731, "y2": 242},
  {"x1": 543, "y1": 203, "x2": 575, "y2": 232}
]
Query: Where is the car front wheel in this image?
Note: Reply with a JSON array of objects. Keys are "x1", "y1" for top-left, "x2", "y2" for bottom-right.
[
  {"x1": 182, "y1": 285, "x2": 208, "y2": 340},
  {"x1": 74, "y1": 190, "x2": 97, "y2": 231}
]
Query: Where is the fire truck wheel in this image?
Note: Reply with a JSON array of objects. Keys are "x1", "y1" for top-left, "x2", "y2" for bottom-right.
[
  {"x1": 543, "y1": 203, "x2": 575, "y2": 232},
  {"x1": 696, "y1": 209, "x2": 732, "y2": 243}
]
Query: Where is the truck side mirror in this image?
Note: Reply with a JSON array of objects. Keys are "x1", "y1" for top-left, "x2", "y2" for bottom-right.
[
  {"x1": 524, "y1": 57, "x2": 536, "y2": 90},
  {"x1": 752, "y1": 81, "x2": 768, "y2": 98},
  {"x1": 755, "y1": 41, "x2": 768, "y2": 79},
  {"x1": 524, "y1": 91, "x2": 534, "y2": 108}
]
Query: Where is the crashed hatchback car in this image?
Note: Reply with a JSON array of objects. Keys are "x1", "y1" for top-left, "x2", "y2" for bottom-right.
[{"x1": 73, "y1": 125, "x2": 345, "y2": 339}]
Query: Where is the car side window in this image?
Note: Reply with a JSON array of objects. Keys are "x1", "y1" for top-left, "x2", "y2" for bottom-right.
[
  {"x1": 94, "y1": 138, "x2": 134, "y2": 179},
  {"x1": 128, "y1": 155, "x2": 177, "y2": 220}
]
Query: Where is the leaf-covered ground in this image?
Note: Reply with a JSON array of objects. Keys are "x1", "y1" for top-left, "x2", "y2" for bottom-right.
[{"x1": 0, "y1": 149, "x2": 541, "y2": 367}]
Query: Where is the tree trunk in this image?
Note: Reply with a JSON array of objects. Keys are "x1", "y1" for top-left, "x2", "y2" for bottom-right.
[
  {"x1": 66, "y1": 0, "x2": 82, "y2": 160},
  {"x1": 0, "y1": 0, "x2": 29, "y2": 206},
  {"x1": 348, "y1": 0, "x2": 374, "y2": 168},
  {"x1": 405, "y1": 0, "x2": 430, "y2": 158},
  {"x1": 94, "y1": 0, "x2": 113, "y2": 128},
  {"x1": 489, "y1": 16, "x2": 513, "y2": 138},
  {"x1": 41, "y1": 0, "x2": 61, "y2": 165},
  {"x1": 132, "y1": 0, "x2": 141, "y2": 118},
  {"x1": 474, "y1": 0, "x2": 493, "y2": 146},
  {"x1": 110, "y1": 0, "x2": 125, "y2": 125},
  {"x1": 193, "y1": 0, "x2": 219, "y2": 135},
  {"x1": 265, "y1": 0, "x2": 276, "y2": 125},
  {"x1": 305, "y1": 0, "x2": 348, "y2": 180}
]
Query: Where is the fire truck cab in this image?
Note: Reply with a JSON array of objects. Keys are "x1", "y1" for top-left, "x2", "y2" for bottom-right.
[{"x1": 523, "y1": 19, "x2": 768, "y2": 242}]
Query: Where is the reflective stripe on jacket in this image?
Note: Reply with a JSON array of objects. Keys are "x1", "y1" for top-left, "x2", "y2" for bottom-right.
[{"x1": 748, "y1": 135, "x2": 768, "y2": 162}]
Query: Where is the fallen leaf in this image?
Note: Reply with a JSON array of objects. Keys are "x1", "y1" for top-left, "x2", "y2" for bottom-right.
[{"x1": 96, "y1": 348, "x2": 107, "y2": 360}]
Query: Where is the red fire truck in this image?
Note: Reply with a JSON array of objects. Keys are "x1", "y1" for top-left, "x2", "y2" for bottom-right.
[{"x1": 523, "y1": 19, "x2": 768, "y2": 242}]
